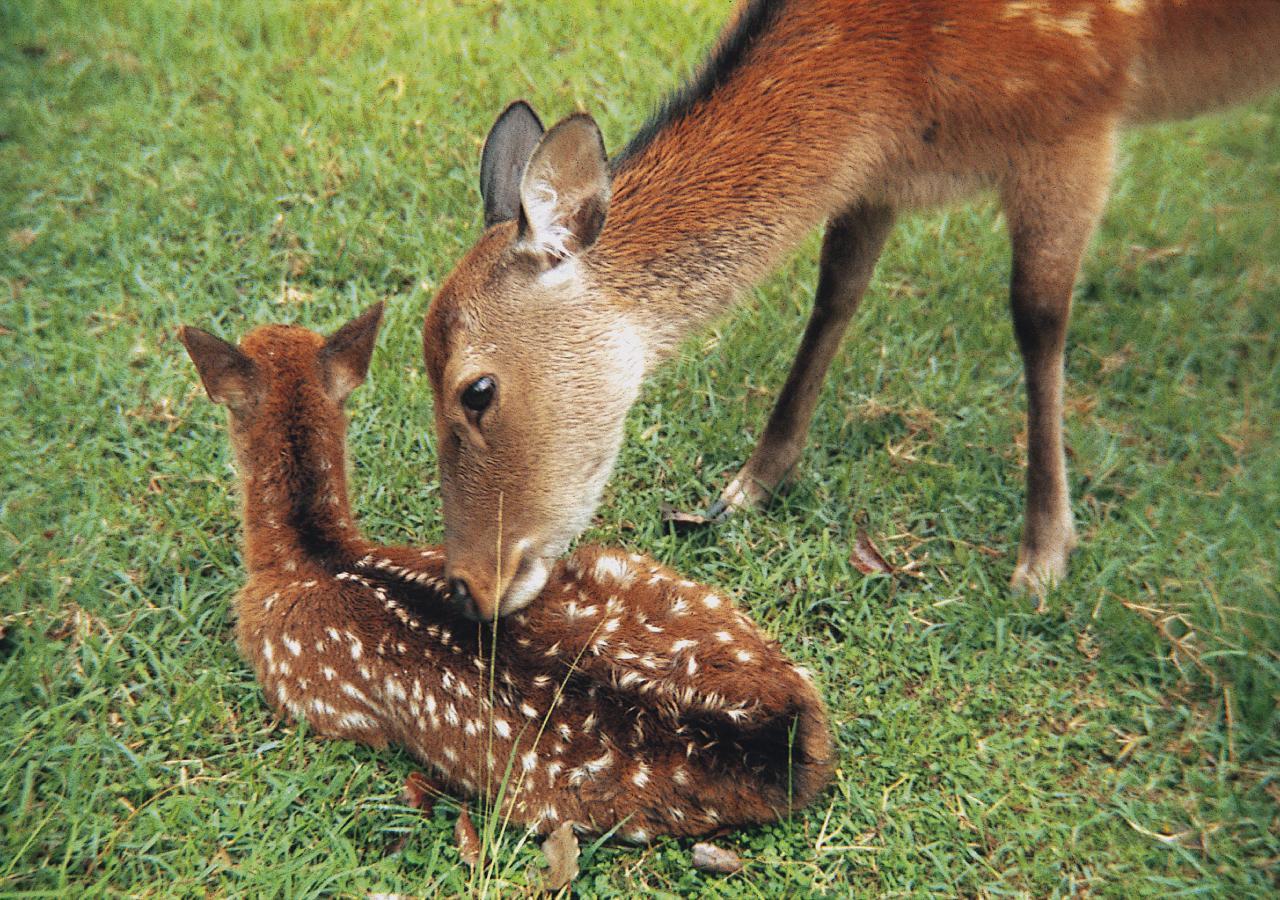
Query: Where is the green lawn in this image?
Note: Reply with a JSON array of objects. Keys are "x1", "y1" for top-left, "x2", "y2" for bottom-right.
[{"x1": 2, "y1": 0, "x2": 1277, "y2": 895}]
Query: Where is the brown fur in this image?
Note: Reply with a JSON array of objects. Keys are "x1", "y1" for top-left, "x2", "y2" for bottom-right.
[
  {"x1": 425, "y1": 0, "x2": 1280, "y2": 614},
  {"x1": 180, "y1": 309, "x2": 833, "y2": 841}
]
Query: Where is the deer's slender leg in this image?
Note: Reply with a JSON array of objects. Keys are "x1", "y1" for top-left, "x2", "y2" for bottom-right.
[
  {"x1": 709, "y1": 202, "x2": 895, "y2": 518},
  {"x1": 1002, "y1": 126, "x2": 1116, "y2": 604}
]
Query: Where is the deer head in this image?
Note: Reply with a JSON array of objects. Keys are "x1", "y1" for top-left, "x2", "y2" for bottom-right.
[
  {"x1": 424, "y1": 102, "x2": 652, "y2": 621},
  {"x1": 179, "y1": 303, "x2": 384, "y2": 469}
]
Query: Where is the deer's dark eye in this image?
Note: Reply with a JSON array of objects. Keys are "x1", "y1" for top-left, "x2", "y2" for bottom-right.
[{"x1": 461, "y1": 375, "x2": 496, "y2": 415}]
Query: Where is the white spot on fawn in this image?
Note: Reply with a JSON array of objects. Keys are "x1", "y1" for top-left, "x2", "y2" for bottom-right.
[
  {"x1": 383, "y1": 676, "x2": 406, "y2": 702},
  {"x1": 702, "y1": 593, "x2": 722, "y2": 609},
  {"x1": 341, "y1": 683, "x2": 373, "y2": 706},
  {"x1": 569, "y1": 750, "x2": 614, "y2": 784},
  {"x1": 338, "y1": 711, "x2": 375, "y2": 731},
  {"x1": 592, "y1": 554, "x2": 634, "y2": 587},
  {"x1": 493, "y1": 718, "x2": 511, "y2": 739},
  {"x1": 565, "y1": 600, "x2": 598, "y2": 620},
  {"x1": 283, "y1": 635, "x2": 302, "y2": 657}
]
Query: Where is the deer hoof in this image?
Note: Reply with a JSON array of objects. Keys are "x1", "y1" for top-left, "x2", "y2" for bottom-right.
[
  {"x1": 1010, "y1": 551, "x2": 1069, "y2": 611},
  {"x1": 706, "y1": 471, "x2": 775, "y2": 521}
]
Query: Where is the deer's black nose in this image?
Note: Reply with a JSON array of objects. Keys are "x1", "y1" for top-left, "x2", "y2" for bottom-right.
[{"x1": 448, "y1": 577, "x2": 480, "y2": 621}]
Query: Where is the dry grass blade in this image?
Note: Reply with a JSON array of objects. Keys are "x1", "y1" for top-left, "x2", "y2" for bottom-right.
[
  {"x1": 690, "y1": 842, "x2": 743, "y2": 875},
  {"x1": 540, "y1": 821, "x2": 580, "y2": 891},
  {"x1": 454, "y1": 803, "x2": 480, "y2": 867},
  {"x1": 850, "y1": 529, "x2": 895, "y2": 575}
]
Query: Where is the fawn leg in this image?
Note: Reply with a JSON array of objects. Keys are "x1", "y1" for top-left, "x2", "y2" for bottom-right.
[
  {"x1": 1003, "y1": 126, "x2": 1115, "y2": 604},
  {"x1": 709, "y1": 202, "x2": 895, "y2": 518}
]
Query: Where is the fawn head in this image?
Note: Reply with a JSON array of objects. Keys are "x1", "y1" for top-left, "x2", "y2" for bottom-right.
[
  {"x1": 424, "y1": 102, "x2": 649, "y2": 621},
  {"x1": 179, "y1": 304, "x2": 384, "y2": 467}
]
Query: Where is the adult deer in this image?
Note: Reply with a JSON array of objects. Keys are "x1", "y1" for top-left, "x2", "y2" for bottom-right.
[{"x1": 424, "y1": 0, "x2": 1280, "y2": 619}]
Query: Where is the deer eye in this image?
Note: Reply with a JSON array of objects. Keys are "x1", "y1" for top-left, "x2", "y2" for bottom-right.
[{"x1": 461, "y1": 375, "x2": 496, "y2": 415}]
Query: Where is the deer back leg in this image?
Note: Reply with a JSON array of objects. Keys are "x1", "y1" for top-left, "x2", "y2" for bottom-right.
[
  {"x1": 709, "y1": 201, "x2": 895, "y2": 518},
  {"x1": 1002, "y1": 123, "x2": 1117, "y2": 604}
]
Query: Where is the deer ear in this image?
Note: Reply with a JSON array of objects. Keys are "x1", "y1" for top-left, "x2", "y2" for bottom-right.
[
  {"x1": 480, "y1": 101, "x2": 545, "y2": 228},
  {"x1": 321, "y1": 302, "x2": 384, "y2": 403},
  {"x1": 179, "y1": 326, "x2": 258, "y2": 410},
  {"x1": 518, "y1": 113, "x2": 610, "y2": 262}
]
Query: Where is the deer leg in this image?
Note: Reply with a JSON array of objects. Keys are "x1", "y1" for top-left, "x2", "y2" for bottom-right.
[
  {"x1": 1003, "y1": 128, "x2": 1115, "y2": 605},
  {"x1": 709, "y1": 202, "x2": 895, "y2": 519}
]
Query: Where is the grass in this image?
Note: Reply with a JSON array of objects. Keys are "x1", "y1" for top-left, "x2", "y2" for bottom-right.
[{"x1": 2, "y1": 0, "x2": 1277, "y2": 895}]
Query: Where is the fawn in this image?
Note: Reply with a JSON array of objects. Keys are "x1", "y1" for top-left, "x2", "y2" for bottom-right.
[
  {"x1": 178, "y1": 305, "x2": 833, "y2": 841},
  {"x1": 422, "y1": 0, "x2": 1280, "y2": 617}
]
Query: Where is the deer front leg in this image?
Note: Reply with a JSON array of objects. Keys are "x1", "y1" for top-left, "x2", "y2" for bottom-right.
[
  {"x1": 708, "y1": 202, "x2": 895, "y2": 519},
  {"x1": 1002, "y1": 127, "x2": 1115, "y2": 605}
]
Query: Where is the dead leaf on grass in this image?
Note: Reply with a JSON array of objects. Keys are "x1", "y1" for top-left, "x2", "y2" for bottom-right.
[
  {"x1": 454, "y1": 803, "x2": 480, "y2": 867},
  {"x1": 691, "y1": 841, "x2": 743, "y2": 875},
  {"x1": 1098, "y1": 343, "x2": 1135, "y2": 376},
  {"x1": 660, "y1": 502, "x2": 714, "y2": 534},
  {"x1": 1075, "y1": 626, "x2": 1099, "y2": 661},
  {"x1": 7, "y1": 229, "x2": 37, "y2": 251},
  {"x1": 540, "y1": 821, "x2": 580, "y2": 891},
  {"x1": 400, "y1": 770, "x2": 444, "y2": 816},
  {"x1": 850, "y1": 529, "x2": 895, "y2": 575},
  {"x1": 277, "y1": 283, "x2": 312, "y2": 305}
]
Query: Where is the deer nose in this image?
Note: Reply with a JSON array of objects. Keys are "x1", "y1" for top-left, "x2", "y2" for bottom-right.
[{"x1": 448, "y1": 577, "x2": 482, "y2": 621}]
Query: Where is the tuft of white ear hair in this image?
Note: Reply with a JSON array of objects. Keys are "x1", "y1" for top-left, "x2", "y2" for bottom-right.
[{"x1": 523, "y1": 181, "x2": 576, "y2": 261}]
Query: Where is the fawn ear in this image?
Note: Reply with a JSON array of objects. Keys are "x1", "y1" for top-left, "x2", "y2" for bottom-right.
[
  {"x1": 480, "y1": 101, "x2": 545, "y2": 228},
  {"x1": 518, "y1": 113, "x2": 610, "y2": 263},
  {"x1": 321, "y1": 302, "x2": 384, "y2": 403},
  {"x1": 179, "y1": 326, "x2": 258, "y2": 410}
]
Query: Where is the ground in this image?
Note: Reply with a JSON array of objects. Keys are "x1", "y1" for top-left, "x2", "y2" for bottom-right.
[{"x1": 1, "y1": 0, "x2": 1277, "y2": 896}]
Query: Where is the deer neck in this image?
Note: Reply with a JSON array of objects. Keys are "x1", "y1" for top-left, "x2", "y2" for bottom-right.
[
  {"x1": 237, "y1": 406, "x2": 362, "y2": 575},
  {"x1": 588, "y1": 9, "x2": 891, "y2": 357}
]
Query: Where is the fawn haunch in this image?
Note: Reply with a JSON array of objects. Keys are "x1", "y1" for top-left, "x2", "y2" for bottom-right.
[
  {"x1": 423, "y1": 0, "x2": 1280, "y2": 617},
  {"x1": 179, "y1": 306, "x2": 833, "y2": 841}
]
